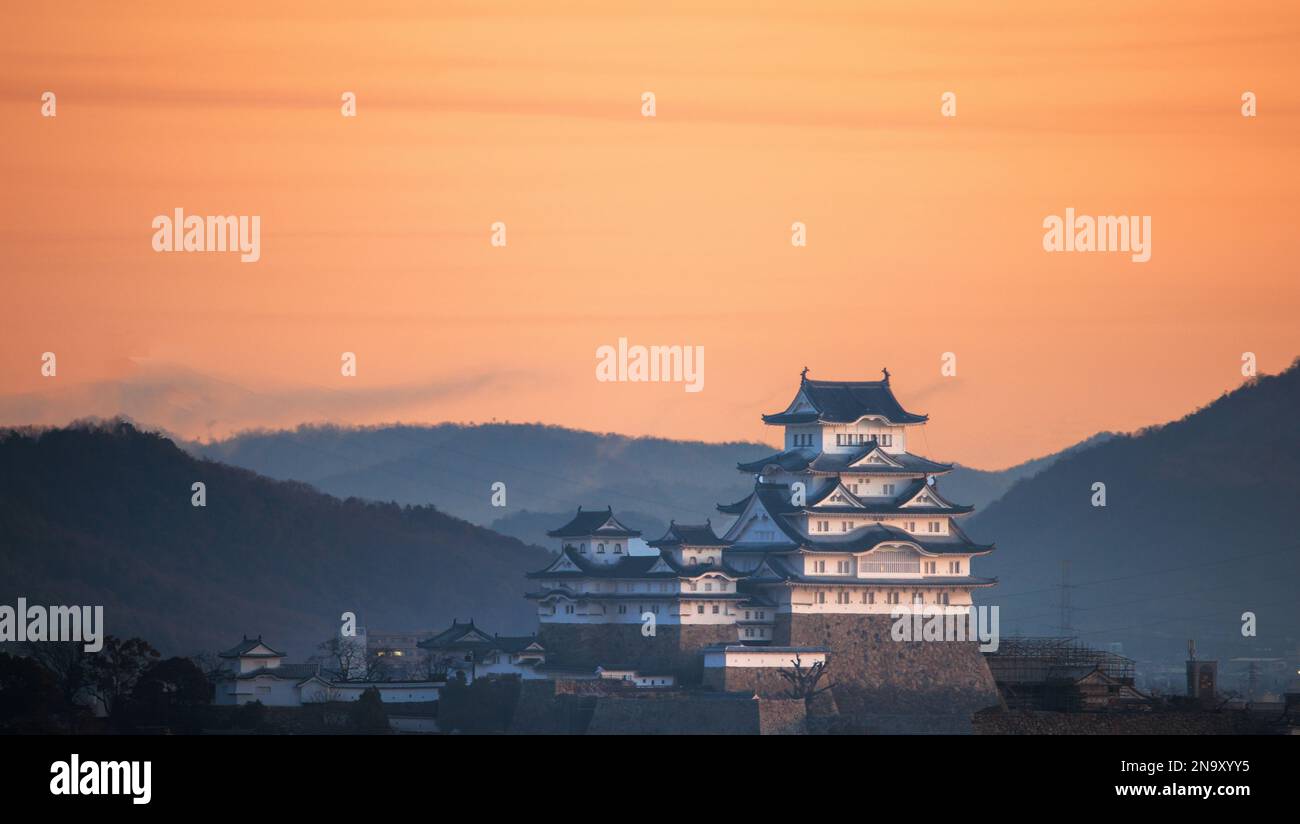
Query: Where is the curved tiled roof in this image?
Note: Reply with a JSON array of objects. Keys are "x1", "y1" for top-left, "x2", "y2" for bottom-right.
[
  {"x1": 219, "y1": 636, "x2": 284, "y2": 659},
  {"x1": 547, "y1": 506, "x2": 642, "y2": 538},
  {"x1": 762, "y1": 376, "x2": 928, "y2": 425},
  {"x1": 527, "y1": 546, "x2": 746, "y2": 580},
  {"x1": 647, "y1": 521, "x2": 729, "y2": 547},
  {"x1": 737, "y1": 443, "x2": 953, "y2": 475}
]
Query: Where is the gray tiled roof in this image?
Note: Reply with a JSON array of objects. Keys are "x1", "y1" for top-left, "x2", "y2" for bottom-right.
[
  {"x1": 547, "y1": 506, "x2": 641, "y2": 538},
  {"x1": 762, "y1": 376, "x2": 928, "y2": 425}
]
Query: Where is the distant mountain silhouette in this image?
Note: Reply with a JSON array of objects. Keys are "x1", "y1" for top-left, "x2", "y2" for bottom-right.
[
  {"x1": 194, "y1": 423, "x2": 1101, "y2": 544},
  {"x1": 968, "y1": 361, "x2": 1300, "y2": 669},
  {"x1": 942, "y1": 432, "x2": 1115, "y2": 510},
  {"x1": 0, "y1": 421, "x2": 549, "y2": 657}
]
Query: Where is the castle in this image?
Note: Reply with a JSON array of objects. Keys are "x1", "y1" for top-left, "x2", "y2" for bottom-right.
[{"x1": 525, "y1": 369, "x2": 1003, "y2": 730}]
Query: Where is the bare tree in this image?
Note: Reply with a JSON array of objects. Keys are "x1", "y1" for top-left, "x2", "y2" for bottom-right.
[
  {"x1": 23, "y1": 641, "x2": 90, "y2": 709},
  {"x1": 314, "y1": 636, "x2": 388, "y2": 682},
  {"x1": 778, "y1": 654, "x2": 833, "y2": 703},
  {"x1": 190, "y1": 651, "x2": 231, "y2": 683},
  {"x1": 422, "y1": 651, "x2": 454, "y2": 682}
]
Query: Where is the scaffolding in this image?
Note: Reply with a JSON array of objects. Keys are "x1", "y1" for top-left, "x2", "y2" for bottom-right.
[{"x1": 986, "y1": 636, "x2": 1139, "y2": 711}]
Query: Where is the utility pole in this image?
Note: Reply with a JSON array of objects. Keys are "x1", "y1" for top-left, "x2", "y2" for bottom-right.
[{"x1": 1058, "y1": 560, "x2": 1074, "y2": 636}]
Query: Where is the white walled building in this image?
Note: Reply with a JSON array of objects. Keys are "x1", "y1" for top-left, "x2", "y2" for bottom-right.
[
  {"x1": 525, "y1": 370, "x2": 995, "y2": 643},
  {"x1": 212, "y1": 636, "x2": 443, "y2": 707}
]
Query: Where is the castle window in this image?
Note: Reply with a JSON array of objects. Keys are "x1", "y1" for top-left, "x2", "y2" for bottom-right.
[
  {"x1": 882, "y1": 484, "x2": 896, "y2": 496},
  {"x1": 949, "y1": 561, "x2": 961, "y2": 574},
  {"x1": 817, "y1": 591, "x2": 826, "y2": 604},
  {"x1": 745, "y1": 611, "x2": 751, "y2": 619},
  {"x1": 939, "y1": 592, "x2": 950, "y2": 605},
  {"x1": 565, "y1": 605, "x2": 575, "y2": 614},
  {"x1": 697, "y1": 605, "x2": 705, "y2": 614},
  {"x1": 652, "y1": 605, "x2": 660, "y2": 614},
  {"x1": 580, "y1": 543, "x2": 588, "y2": 553},
  {"x1": 705, "y1": 583, "x2": 713, "y2": 592},
  {"x1": 928, "y1": 521, "x2": 940, "y2": 533},
  {"x1": 864, "y1": 591, "x2": 875, "y2": 604},
  {"x1": 712, "y1": 605, "x2": 719, "y2": 614},
  {"x1": 597, "y1": 543, "x2": 605, "y2": 553},
  {"x1": 912, "y1": 592, "x2": 923, "y2": 604},
  {"x1": 924, "y1": 561, "x2": 936, "y2": 574},
  {"x1": 706, "y1": 556, "x2": 715, "y2": 565},
  {"x1": 615, "y1": 543, "x2": 623, "y2": 553},
  {"x1": 817, "y1": 520, "x2": 829, "y2": 532},
  {"x1": 689, "y1": 582, "x2": 698, "y2": 591},
  {"x1": 618, "y1": 605, "x2": 627, "y2": 614},
  {"x1": 837, "y1": 591, "x2": 850, "y2": 604},
  {"x1": 689, "y1": 557, "x2": 698, "y2": 566},
  {"x1": 814, "y1": 560, "x2": 826, "y2": 573},
  {"x1": 888, "y1": 591, "x2": 900, "y2": 605},
  {"x1": 880, "y1": 434, "x2": 893, "y2": 447},
  {"x1": 905, "y1": 521, "x2": 916, "y2": 532}
]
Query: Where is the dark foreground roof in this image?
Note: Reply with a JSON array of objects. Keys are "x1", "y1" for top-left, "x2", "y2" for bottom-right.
[{"x1": 219, "y1": 636, "x2": 284, "y2": 659}]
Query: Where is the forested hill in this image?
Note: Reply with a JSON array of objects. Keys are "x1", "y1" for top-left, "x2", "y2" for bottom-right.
[
  {"x1": 969, "y1": 360, "x2": 1300, "y2": 667},
  {"x1": 0, "y1": 420, "x2": 548, "y2": 657}
]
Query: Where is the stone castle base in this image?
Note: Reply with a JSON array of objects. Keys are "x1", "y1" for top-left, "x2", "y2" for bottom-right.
[
  {"x1": 537, "y1": 623, "x2": 736, "y2": 684},
  {"x1": 536, "y1": 614, "x2": 1002, "y2": 733},
  {"x1": 773, "y1": 613, "x2": 1001, "y2": 732}
]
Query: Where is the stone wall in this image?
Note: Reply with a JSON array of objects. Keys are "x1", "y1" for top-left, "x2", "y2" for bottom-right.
[
  {"x1": 538, "y1": 623, "x2": 736, "y2": 683},
  {"x1": 703, "y1": 664, "x2": 794, "y2": 697},
  {"x1": 775, "y1": 614, "x2": 1001, "y2": 733}
]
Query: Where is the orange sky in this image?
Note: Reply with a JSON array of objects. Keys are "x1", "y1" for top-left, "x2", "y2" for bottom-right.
[{"x1": 2, "y1": 0, "x2": 1298, "y2": 468}]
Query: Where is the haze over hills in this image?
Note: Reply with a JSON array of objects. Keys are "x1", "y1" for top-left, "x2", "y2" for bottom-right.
[
  {"x1": 6, "y1": 360, "x2": 1294, "y2": 680},
  {"x1": 0, "y1": 421, "x2": 549, "y2": 657},
  {"x1": 193, "y1": 423, "x2": 1106, "y2": 546},
  {"x1": 968, "y1": 360, "x2": 1300, "y2": 672}
]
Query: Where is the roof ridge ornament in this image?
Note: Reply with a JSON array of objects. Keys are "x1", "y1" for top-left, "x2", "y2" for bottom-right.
[
  {"x1": 800, "y1": 366, "x2": 809, "y2": 382},
  {"x1": 881, "y1": 366, "x2": 890, "y2": 384}
]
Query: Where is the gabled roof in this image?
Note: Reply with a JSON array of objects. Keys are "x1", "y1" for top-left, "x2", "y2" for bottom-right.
[
  {"x1": 527, "y1": 546, "x2": 746, "y2": 580},
  {"x1": 718, "y1": 483, "x2": 808, "y2": 545},
  {"x1": 420, "y1": 619, "x2": 496, "y2": 648},
  {"x1": 762, "y1": 374, "x2": 928, "y2": 426},
  {"x1": 418, "y1": 620, "x2": 544, "y2": 654},
  {"x1": 736, "y1": 443, "x2": 952, "y2": 476},
  {"x1": 219, "y1": 636, "x2": 284, "y2": 659},
  {"x1": 547, "y1": 506, "x2": 642, "y2": 539},
  {"x1": 723, "y1": 506, "x2": 994, "y2": 555},
  {"x1": 802, "y1": 478, "x2": 974, "y2": 516},
  {"x1": 647, "y1": 521, "x2": 729, "y2": 548}
]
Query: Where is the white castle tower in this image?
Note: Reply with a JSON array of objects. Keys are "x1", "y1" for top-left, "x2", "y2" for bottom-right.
[{"x1": 524, "y1": 369, "x2": 1000, "y2": 722}]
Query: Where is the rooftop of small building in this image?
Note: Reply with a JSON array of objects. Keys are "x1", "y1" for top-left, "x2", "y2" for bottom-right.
[
  {"x1": 647, "y1": 520, "x2": 729, "y2": 548},
  {"x1": 547, "y1": 506, "x2": 642, "y2": 539},
  {"x1": 218, "y1": 635, "x2": 285, "y2": 659}
]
